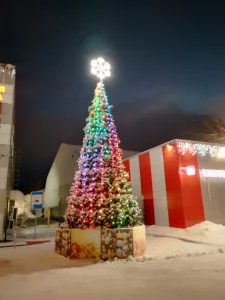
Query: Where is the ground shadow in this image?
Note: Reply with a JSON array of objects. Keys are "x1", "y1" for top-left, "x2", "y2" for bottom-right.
[{"x1": 0, "y1": 250, "x2": 101, "y2": 277}]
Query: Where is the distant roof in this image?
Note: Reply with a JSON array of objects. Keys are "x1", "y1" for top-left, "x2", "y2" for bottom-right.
[
  {"x1": 61, "y1": 143, "x2": 81, "y2": 151},
  {"x1": 123, "y1": 138, "x2": 225, "y2": 161}
]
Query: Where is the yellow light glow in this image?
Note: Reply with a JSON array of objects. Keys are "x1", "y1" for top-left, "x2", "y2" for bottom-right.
[
  {"x1": 217, "y1": 147, "x2": 225, "y2": 158},
  {"x1": 0, "y1": 86, "x2": 5, "y2": 93},
  {"x1": 0, "y1": 86, "x2": 5, "y2": 101}
]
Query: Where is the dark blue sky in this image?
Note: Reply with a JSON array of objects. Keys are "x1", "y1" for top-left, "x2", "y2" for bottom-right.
[{"x1": 2, "y1": 1, "x2": 225, "y2": 191}]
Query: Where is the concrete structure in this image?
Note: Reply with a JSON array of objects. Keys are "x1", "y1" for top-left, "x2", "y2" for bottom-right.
[
  {"x1": 24, "y1": 194, "x2": 31, "y2": 208},
  {"x1": 0, "y1": 64, "x2": 16, "y2": 239},
  {"x1": 10, "y1": 190, "x2": 25, "y2": 214},
  {"x1": 44, "y1": 143, "x2": 139, "y2": 218},
  {"x1": 123, "y1": 139, "x2": 225, "y2": 228}
]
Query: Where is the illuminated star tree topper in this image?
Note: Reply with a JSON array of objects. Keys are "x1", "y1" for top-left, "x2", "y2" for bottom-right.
[{"x1": 91, "y1": 57, "x2": 111, "y2": 82}]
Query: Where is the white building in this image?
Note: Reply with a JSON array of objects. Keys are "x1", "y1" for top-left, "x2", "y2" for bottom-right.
[
  {"x1": 44, "y1": 143, "x2": 139, "y2": 218},
  {"x1": 0, "y1": 64, "x2": 16, "y2": 239},
  {"x1": 123, "y1": 139, "x2": 225, "y2": 228}
]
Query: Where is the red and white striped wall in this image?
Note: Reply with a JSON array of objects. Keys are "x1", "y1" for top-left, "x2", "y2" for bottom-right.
[{"x1": 123, "y1": 140, "x2": 207, "y2": 228}]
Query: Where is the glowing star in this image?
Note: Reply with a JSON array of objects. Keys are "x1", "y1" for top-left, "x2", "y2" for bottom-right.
[{"x1": 91, "y1": 57, "x2": 111, "y2": 81}]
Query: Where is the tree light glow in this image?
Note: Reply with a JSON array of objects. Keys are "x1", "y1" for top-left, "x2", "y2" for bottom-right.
[
  {"x1": 91, "y1": 57, "x2": 111, "y2": 81},
  {"x1": 65, "y1": 80, "x2": 141, "y2": 229}
]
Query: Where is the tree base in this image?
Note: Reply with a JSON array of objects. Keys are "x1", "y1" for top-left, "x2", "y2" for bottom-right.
[{"x1": 55, "y1": 225, "x2": 146, "y2": 260}]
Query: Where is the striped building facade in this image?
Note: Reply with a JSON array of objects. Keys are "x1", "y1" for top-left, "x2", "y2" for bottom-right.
[
  {"x1": 0, "y1": 64, "x2": 16, "y2": 239},
  {"x1": 123, "y1": 140, "x2": 225, "y2": 228}
]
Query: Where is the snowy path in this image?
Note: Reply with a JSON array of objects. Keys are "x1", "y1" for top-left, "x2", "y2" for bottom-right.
[{"x1": 0, "y1": 238, "x2": 225, "y2": 300}]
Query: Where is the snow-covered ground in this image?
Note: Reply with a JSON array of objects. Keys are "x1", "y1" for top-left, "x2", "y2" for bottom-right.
[
  {"x1": 147, "y1": 221, "x2": 225, "y2": 246},
  {"x1": 1, "y1": 221, "x2": 225, "y2": 299}
]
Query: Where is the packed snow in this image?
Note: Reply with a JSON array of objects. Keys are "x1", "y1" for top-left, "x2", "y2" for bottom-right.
[
  {"x1": 147, "y1": 221, "x2": 225, "y2": 246},
  {"x1": 0, "y1": 221, "x2": 225, "y2": 299}
]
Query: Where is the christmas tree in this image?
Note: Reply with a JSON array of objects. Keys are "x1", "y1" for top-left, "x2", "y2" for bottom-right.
[{"x1": 65, "y1": 58, "x2": 141, "y2": 229}]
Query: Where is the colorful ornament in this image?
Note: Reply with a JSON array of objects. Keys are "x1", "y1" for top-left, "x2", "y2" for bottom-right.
[{"x1": 65, "y1": 58, "x2": 141, "y2": 229}]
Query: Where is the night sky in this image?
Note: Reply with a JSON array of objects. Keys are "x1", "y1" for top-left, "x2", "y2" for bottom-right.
[{"x1": 2, "y1": 1, "x2": 225, "y2": 192}]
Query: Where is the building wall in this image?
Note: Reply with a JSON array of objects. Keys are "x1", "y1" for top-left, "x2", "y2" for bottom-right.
[
  {"x1": 176, "y1": 145, "x2": 205, "y2": 227},
  {"x1": 124, "y1": 140, "x2": 225, "y2": 228},
  {"x1": 198, "y1": 155, "x2": 225, "y2": 225},
  {"x1": 0, "y1": 64, "x2": 15, "y2": 239},
  {"x1": 124, "y1": 147, "x2": 170, "y2": 226},
  {"x1": 175, "y1": 140, "x2": 225, "y2": 226},
  {"x1": 44, "y1": 144, "x2": 139, "y2": 219},
  {"x1": 44, "y1": 144, "x2": 82, "y2": 219}
]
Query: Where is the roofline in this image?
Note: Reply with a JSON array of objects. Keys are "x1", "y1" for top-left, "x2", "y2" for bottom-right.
[
  {"x1": 174, "y1": 138, "x2": 225, "y2": 146},
  {"x1": 123, "y1": 138, "x2": 225, "y2": 161},
  {"x1": 60, "y1": 143, "x2": 81, "y2": 149}
]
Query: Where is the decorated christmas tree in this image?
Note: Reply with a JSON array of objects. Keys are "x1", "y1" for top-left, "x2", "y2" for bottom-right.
[{"x1": 65, "y1": 58, "x2": 141, "y2": 229}]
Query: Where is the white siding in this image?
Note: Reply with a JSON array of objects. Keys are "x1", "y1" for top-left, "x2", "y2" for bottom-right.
[
  {"x1": 150, "y1": 147, "x2": 169, "y2": 226},
  {"x1": 129, "y1": 156, "x2": 143, "y2": 212},
  {"x1": 198, "y1": 153, "x2": 225, "y2": 224},
  {"x1": 0, "y1": 167, "x2": 8, "y2": 189},
  {"x1": 2, "y1": 93, "x2": 13, "y2": 104},
  {"x1": 0, "y1": 124, "x2": 12, "y2": 145}
]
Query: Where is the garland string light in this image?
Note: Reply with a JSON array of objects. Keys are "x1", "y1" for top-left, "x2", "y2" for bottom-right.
[
  {"x1": 65, "y1": 58, "x2": 141, "y2": 229},
  {"x1": 176, "y1": 142, "x2": 225, "y2": 157}
]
